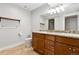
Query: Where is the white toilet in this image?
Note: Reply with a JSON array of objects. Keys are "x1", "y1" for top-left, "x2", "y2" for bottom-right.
[{"x1": 25, "y1": 38, "x2": 32, "y2": 48}]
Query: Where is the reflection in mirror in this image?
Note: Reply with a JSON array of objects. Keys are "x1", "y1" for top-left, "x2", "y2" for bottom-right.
[
  {"x1": 48, "y1": 19, "x2": 54, "y2": 30},
  {"x1": 40, "y1": 3, "x2": 79, "y2": 33},
  {"x1": 65, "y1": 15, "x2": 78, "y2": 32}
]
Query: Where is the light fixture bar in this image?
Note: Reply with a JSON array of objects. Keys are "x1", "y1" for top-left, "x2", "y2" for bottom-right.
[{"x1": 48, "y1": 4, "x2": 64, "y2": 15}]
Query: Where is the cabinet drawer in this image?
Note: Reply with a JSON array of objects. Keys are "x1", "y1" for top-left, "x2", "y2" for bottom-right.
[
  {"x1": 32, "y1": 33, "x2": 40, "y2": 38},
  {"x1": 75, "y1": 48, "x2": 79, "y2": 53},
  {"x1": 56, "y1": 36, "x2": 79, "y2": 47},
  {"x1": 32, "y1": 33, "x2": 45, "y2": 39},
  {"x1": 55, "y1": 42, "x2": 72, "y2": 55},
  {"x1": 72, "y1": 47, "x2": 79, "y2": 54},
  {"x1": 45, "y1": 35, "x2": 55, "y2": 41}
]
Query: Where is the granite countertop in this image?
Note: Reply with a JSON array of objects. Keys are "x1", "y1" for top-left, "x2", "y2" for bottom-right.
[{"x1": 33, "y1": 31, "x2": 79, "y2": 39}]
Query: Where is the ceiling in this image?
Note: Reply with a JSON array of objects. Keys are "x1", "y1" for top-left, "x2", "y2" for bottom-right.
[
  {"x1": 14, "y1": 3, "x2": 45, "y2": 11},
  {"x1": 13, "y1": 3, "x2": 79, "y2": 13}
]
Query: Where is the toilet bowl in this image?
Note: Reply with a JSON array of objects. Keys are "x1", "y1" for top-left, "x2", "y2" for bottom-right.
[{"x1": 25, "y1": 38, "x2": 32, "y2": 48}]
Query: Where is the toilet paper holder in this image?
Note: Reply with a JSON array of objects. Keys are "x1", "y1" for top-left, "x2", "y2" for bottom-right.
[{"x1": 18, "y1": 32, "x2": 22, "y2": 36}]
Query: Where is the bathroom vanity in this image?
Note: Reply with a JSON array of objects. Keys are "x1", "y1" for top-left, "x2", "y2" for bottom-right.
[{"x1": 32, "y1": 31, "x2": 79, "y2": 55}]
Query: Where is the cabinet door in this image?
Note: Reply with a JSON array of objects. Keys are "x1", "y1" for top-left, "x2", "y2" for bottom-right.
[
  {"x1": 45, "y1": 39, "x2": 54, "y2": 55},
  {"x1": 32, "y1": 33, "x2": 38, "y2": 49},
  {"x1": 45, "y1": 40, "x2": 54, "y2": 51},
  {"x1": 55, "y1": 42, "x2": 72, "y2": 55},
  {"x1": 45, "y1": 39, "x2": 49, "y2": 49},
  {"x1": 37, "y1": 34, "x2": 45, "y2": 54},
  {"x1": 38, "y1": 39, "x2": 44, "y2": 53}
]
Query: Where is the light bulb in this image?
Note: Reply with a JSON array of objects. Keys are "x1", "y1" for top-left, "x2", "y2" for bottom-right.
[
  {"x1": 48, "y1": 9, "x2": 51, "y2": 13},
  {"x1": 48, "y1": 8, "x2": 57, "y2": 15},
  {"x1": 53, "y1": 9, "x2": 56, "y2": 14},
  {"x1": 56, "y1": 7, "x2": 60, "y2": 13},
  {"x1": 48, "y1": 9, "x2": 53, "y2": 15},
  {"x1": 51, "y1": 9, "x2": 54, "y2": 12},
  {"x1": 50, "y1": 12, "x2": 53, "y2": 15},
  {"x1": 60, "y1": 5, "x2": 64, "y2": 11},
  {"x1": 48, "y1": 9, "x2": 54, "y2": 15}
]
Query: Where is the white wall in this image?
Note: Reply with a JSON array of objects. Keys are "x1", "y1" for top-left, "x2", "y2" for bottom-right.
[
  {"x1": 31, "y1": 4, "x2": 49, "y2": 31},
  {"x1": 54, "y1": 15, "x2": 65, "y2": 30},
  {"x1": 0, "y1": 4, "x2": 31, "y2": 48}
]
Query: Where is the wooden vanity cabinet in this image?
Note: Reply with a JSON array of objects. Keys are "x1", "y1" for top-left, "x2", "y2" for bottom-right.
[{"x1": 32, "y1": 32, "x2": 79, "y2": 55}]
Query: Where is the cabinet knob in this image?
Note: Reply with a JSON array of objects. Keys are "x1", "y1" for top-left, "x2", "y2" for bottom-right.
[
  {"x1": 73, "y1": 49, "x2": 76, "y2": 52},
  {"x1": 69, "y1": 48, "x2": 71, "y2": 50}
]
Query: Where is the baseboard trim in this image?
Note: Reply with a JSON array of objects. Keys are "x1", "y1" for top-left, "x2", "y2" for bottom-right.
[{"x1": 0, "y1": 41, "x2": 25, "y2": 51}]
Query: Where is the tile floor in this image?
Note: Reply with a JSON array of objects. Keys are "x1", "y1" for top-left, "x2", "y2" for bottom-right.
[{"x1": 0, "y1": 44, "x2": 39, "y2": 55}]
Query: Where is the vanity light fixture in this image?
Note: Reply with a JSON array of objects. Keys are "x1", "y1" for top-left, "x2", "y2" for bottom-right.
[
  {"x1": 48, "y1": 9, "x2": 56, "y2": 15},
  {"x1": 48, "y1": 4, "x2": 64, "y2": 15}
]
